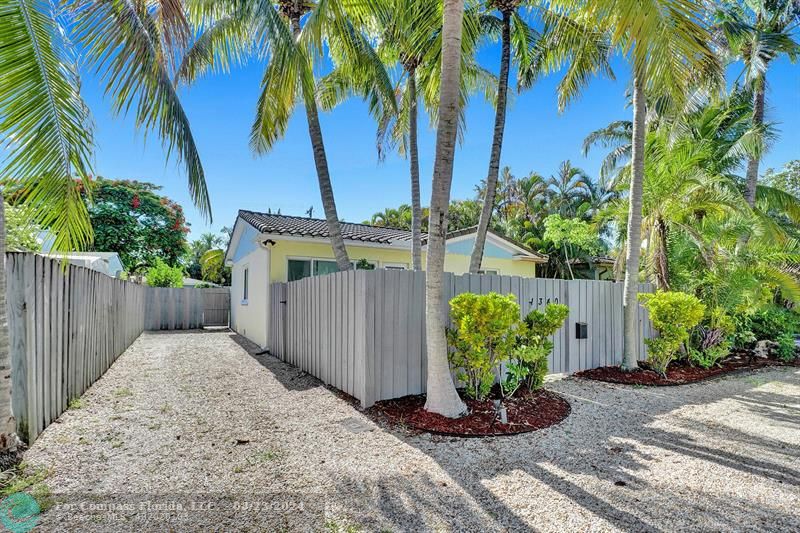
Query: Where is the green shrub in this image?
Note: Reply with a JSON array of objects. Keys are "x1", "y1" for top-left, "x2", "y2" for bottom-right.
[
  {"x1": 688, "y1": 343, "x2": 730, "y2": 369},
  {"x1": 639, "y1": 291, "x2": 705, "y2": 376},
  {"x1": 146, "y1": 259, "x2": 184, "y2": 287},
  {"x1": 447, "y1": 292, "x2": 521, "y2": 400},
  {"x1": 750, "y1": 306, "x2": 799, "y2": 341},
  {"x1": 776, "y1": 333, "x2": 797, "y2": 362},
  {"x1": 504, "y1": 304, "x2": 570, "y2": 396}
]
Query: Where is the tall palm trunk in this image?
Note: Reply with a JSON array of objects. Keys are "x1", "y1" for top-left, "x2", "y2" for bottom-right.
[
  {"x1": 408, "y1": 67, "x2": 422, "y2": 271},
  {"x1": 744, "y1": 78, "x2": 765, "y2": 207},
  {"x1": 0, "y1": 196, "x2": 22, "y2": 469},
  {"x1": 291, "y1": 17, "x2": 351, "y2": 271},
  {"x1": 621, "y1": 72, "x2": 646, "y2": 371},
  {"x1": 424, "y1": 0, "x2": 467, "y2": 418},
  {"x1": 469, "y1": 9, "x2": 511, "y2": 273}
]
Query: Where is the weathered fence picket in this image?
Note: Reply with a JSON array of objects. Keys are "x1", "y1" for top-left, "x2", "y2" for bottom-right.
[
  {"x1": 5, "y1": 253, "x2": 232, "y2": 443},
  {"x1": 269, "y1": 270, "x2": 654, "y2": 407}
]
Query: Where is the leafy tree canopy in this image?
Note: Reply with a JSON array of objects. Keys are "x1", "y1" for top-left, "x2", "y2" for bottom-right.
[
  {"x1": 763, "y1": 160, "x2": 800, "y2": 199},
  {"x1": 5, "y1": 204, "x2": 42, "y2": 252},
  {"x1": 86, "y1": 178, "x2": 189, "y2": 273}
]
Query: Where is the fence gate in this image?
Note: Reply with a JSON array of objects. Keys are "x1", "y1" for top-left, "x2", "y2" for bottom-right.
[{"x1": 202, "y1": 288, "x2": 231, "y2": 327}]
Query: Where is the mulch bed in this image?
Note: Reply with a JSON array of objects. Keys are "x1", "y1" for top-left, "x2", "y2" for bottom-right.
[
  {"x1": 368, "y1": 388, "x2": 571, "y2": 437},
  {"x1": 575, "y1": 355, "x2": 800, "y2": 386}
]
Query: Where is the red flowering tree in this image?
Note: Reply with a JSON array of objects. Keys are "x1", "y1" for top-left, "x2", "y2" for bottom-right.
[{"x1": 85, "y1": 177, "x2": 190, "y2": 273}]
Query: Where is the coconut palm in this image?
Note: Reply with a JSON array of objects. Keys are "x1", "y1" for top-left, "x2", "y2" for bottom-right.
[
  {"x1": 551, "y1": 0, "x2": 722, "y2": 370},
  {"x1": 716, "y1": 0, "x2": 800, "y2": 206},
  {"x1": 469, "y1": 1, "x2": 614, "y2": 273},
  {"x1": 424, "y1": 0, "x2": 468, "y2": 418},
  {"x1": 319, "y1": 0, "x2": 490, "y2": 271},
  {"x1": 178, "y1": 0, "x2": 395, "y2": 271},
  {"x1": 0, "y1": 0, "x2": 212, "y2": 466}
]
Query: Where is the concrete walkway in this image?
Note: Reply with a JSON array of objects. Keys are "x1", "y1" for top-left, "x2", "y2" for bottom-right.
[{"x1": 24, "y1": 330, "x2": 800, "y2": 532}]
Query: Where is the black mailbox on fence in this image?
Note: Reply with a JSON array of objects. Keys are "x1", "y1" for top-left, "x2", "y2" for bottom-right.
[{"x1": 575, "y1": 322, "x2": 588, "y2": 339}]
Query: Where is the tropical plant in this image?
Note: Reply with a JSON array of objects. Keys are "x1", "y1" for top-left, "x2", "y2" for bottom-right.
[
  {"x1": 504, "y1": 303, "x2": 568, "y2": 396},
  {"x1": 84, "y1": 178, "x2": 189, "y2": 273},
  {"x1": 146, "y1": 259, "x2": 184, "y2": 288},
  {"x1": 320, "y1": 0, "x2": 489, "y2": 271},
  {"x1": 550, "y1": 0, "x2": 721, "y2": 370},
  {"x1": 178, "y1": 0, "x2": 395, "y2": 271},
  {"x1": 200, "y1": 249, "x2": 227, "y2": 284},
  {"x1": 715, "y1": 0, "x2": 800, "y2": 206},
  {"x1": 542, "y1": 214, "x2": 602, "y2": 279},
  {"x1": 447, "y1": 292, "x2": 521, "y2": 400},
  {"x1": 0, "y1": 0, "x2": 210, "y2": 466},
  {"x1": 763, "y1": 160, "x2": 800, "y2": 199},
  {"x1": 186, "y1": 230, "x2": 228, "y2": 280},
  {"x1": 424, "y1": 0, "x2": 468, "y2": 418},
  {"x1": 5, "y1": 204, "x2": 41, "y2": 252},
  {"x1": 639, "y1": 291, "x2": 706, "y2": 376},
  {"x1": 470, "y1": 3, "x2": 613, "y2": 273}
]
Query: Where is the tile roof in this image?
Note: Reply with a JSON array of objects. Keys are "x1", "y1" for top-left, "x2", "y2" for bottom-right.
[
  {"x1": 237, "y1": 211, "x2": 547, "y2": 261},
  {"x1": 238, "y1": 210, "x2": 413, "y2": 244}
]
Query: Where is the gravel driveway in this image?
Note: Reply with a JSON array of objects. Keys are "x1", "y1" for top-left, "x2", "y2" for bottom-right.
[{"x1": 23, "y1": 330, "x2": 800, "y2": 532}]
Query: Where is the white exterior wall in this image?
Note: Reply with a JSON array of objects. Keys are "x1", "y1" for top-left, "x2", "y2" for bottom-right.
[{"x1": 230, "y1": 245, "x2": 270, "y2": 348}]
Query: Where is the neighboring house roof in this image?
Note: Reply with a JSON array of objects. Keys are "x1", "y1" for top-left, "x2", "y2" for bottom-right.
[
  {"x1": 568, "y1": 255, "x2": 616, "y2": 266},
  {"x1": 39, "y1": 251, "x2": 125, "y2": 278},
  {"x1": 239, "y1": 210, "x2": 413, "y2": 244},
  {"x1": 228, "y1": 210, "x2": 548, "y2": 263}
]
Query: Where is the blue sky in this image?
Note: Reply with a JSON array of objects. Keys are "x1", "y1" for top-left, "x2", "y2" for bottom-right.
[{"x1": 80, "y1": 46, "x2": 799, "y2": 240}]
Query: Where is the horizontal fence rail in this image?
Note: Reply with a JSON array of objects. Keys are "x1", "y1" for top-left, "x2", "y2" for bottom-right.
[
  {"x1": 5, "y1": 253, "x2": 232, "y2": 443},
  {"x1": 269, "y1": 270, "x2": 654, "y2": 407}
]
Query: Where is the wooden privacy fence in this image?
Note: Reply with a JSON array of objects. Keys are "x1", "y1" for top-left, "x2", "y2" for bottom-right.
[
  {"x1": 5, "y1": 253, "x2": 232, "y2": 443},
  {"x1": 269, "y1": 270, "x2": 654, "y2": 407},
  {"x1": 6, "y1": 253, "x2": 146, "y2": 443},
  {"x1": 144, "y1": 287, "x2": 230, "y2": 330}
]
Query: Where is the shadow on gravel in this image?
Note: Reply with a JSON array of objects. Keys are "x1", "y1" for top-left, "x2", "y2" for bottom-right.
[
  {"x1": 229, "y1": 333, "x2": 323, "y2": 393},
  {"x1": 371, "y1": 370, "x2": 800, "y2": 532}
]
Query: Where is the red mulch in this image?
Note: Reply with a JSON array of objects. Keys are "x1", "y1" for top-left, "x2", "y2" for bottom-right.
[
  {"x1": 368, "y1": 388, "x2": 571, "y2": 437},
  {"x1": 575, "y1": 355, "x2": 800, "y2": 386}
]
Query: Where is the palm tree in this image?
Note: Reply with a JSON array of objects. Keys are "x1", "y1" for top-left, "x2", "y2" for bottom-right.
[
  {"x1": 319, "y1": 0, "x2": 489, "y2": 271},
  {"x1": 546, "y1": 160, "x2": 590, "y2": 216},
  {"x1": 0, "y1": 0, "x2": 211, "y2": 465},
  {"x1": 424, "y1": 0, "x2": 467, "y2": 418},
  {"x1": 178, "y1": 0, "x2": 394, "y2": 271},
  {"x1": 552, "y1": 0, "x2": 722, "y2": 370},
  {"x1": 469, "y1": 2, "x2": 614, "y2": 273},
  {"x1": 716, "y1": 0, "x2": 799, "y2": 207}
]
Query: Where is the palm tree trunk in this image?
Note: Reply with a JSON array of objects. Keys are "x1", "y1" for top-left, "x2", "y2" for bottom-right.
[
  {"x1": 0, "y1": 195, "x2": 22, "y2": 469},
  {"x1": 424, "y1": 0, "x2": 467, "y2": 418},
  {"x1": 469, "y1": 10, "x2": 511, "y2": 274},
  {"x1": 655, "y1": 217, "x2": 670, "y2": 290},
  {"x1": 291, "y1": 17, "x2": 351, "y2": 271},
  {"x1": 621, "y1": 72, "x2": 646, "y2": 371},
  {"x1": 744, "y1": 79, "x2": 765, "y2": 207},
  {"x1": 408, "y1": 67, "x2": 422, "y2": 271}
]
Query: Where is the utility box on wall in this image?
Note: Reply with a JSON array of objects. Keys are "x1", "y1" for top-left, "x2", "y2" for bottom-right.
[{"x1": 575, "y1": 322, "x2": 588, "y2": 339}]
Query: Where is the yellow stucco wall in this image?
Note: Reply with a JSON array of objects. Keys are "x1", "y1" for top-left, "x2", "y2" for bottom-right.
[{"x1": 268, "y1": 239, "x2": 537, "y2": 283}]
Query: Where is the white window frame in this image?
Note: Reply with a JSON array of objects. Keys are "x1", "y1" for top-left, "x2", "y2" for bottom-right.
[
  {"x1": 478, "y1": 268, "x2": 500, "y2": 275},
  {"x1": 241, "y1": 265, "x2": 249, "y2": 305},
  {"x1": 382, "y1": 262, "x2": 408, "y2": 270}
]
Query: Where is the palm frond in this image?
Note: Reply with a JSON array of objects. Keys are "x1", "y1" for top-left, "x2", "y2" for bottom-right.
[{"x1": 0, "y1": 0, "x2": 94, "y2": 251}]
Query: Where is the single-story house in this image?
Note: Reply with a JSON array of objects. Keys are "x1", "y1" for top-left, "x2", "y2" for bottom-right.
[{"x1": 224, "y1": 210, "x2": 548, "y2": 347}]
